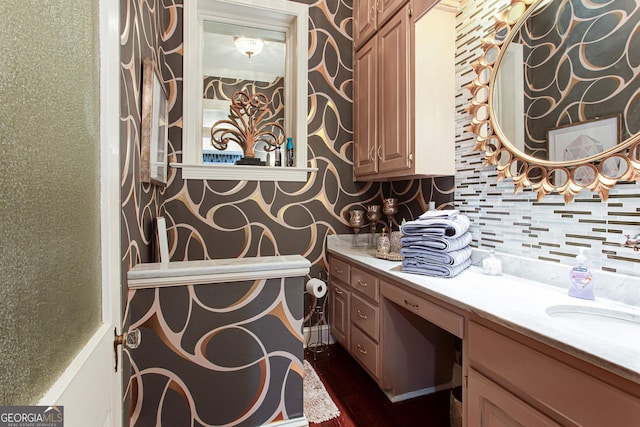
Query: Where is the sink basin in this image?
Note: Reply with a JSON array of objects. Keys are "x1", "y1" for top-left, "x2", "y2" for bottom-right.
[{"x1": 546, "y1": 304, "x2": 640, "y2": 344}]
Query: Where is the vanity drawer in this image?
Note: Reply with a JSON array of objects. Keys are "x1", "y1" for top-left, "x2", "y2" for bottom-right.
[
  {"x1": 351, "y1": 293, "x2": 380, "y2": 341},
  {"x1": 350, "y1": 325, "x2": 380, "y2": 379},
  {"x1": 380, "y1": 281, "x2": 464, "y2": 338},
  {"x1": 330, "y1": 257, "x2": 350, "y2": 284},
  {"x1": 351, "y1": 266, "x2": 379, "y2": 302}
]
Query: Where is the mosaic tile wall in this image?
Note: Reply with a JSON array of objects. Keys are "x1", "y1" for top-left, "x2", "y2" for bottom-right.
[{"x1": 455, "y1": 0, "x2": 640, "y2": 276}]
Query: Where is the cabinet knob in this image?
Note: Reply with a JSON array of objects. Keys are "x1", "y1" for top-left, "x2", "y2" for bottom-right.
[
  {"x1": 369, "y1": 4, "x2": 376, "y2": 22},
  {"x1": 357, "y1": 279, "x2": 368, "y2": 287},
  {"x1": 357, "y1": 344, "x2": 368, "y2": 355},
  {"x1": 335, "y1": 267, "x2": 343, "y2": 274},
  {"x1": 369, "y1": 146, "x2": 375, "y2": 161},
  {"x1": 357, "y1": 309, "x2": 368, "y2": 319},
  {"x1": 376, "y1": 0, "x2": 383, "y2": 13},
  {"x1": 335, "y1": 288, "x2": 344, "y2": 295},
  {"x1": 377, "y1": 145, "x2": 383, "y2": 160}
]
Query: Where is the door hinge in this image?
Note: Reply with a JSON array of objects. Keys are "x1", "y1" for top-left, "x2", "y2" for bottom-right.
[
  {"x1": 408, "y1": 7, "x2": 413, "y2": 17},
  {"x1": 464, "y1": 374, "x2": 468, "y2": 388},
  {"x1": 408, "y1": 153, "x2": 414, "y2": 163}
]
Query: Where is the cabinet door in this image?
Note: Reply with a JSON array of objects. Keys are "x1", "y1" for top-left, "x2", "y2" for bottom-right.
[
  {"x1": 330, "y1": 282, "x2": 350, "y2": 348},
  {"x1": 354, "y1": 36, "x2": 379, "y2": 177},
  {"x1": 353, "y1": 0, "x2": 377, "y2": 49},
  {"x1": 377, "y1": 5, "x2": 411, "y2": 174},
  {"x1": 468, "y1": 370, "x2": 561, "y2": 427},
  {"x1": 377, "y1": 0, "x2": 407, "y2": 26}
]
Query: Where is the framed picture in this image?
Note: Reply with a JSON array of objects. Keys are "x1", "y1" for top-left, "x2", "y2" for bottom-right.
[
  {"x1": 141, "y1": 56, "x2": 169, "y2": 185},
  {"x1": 547, "y1": 114, "x2": 621, "y2": 185}
]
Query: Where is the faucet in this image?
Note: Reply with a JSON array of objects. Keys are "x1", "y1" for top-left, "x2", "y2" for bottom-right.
[{"x1": 622, "y1": 234, "x2": 640, "y2": 251}]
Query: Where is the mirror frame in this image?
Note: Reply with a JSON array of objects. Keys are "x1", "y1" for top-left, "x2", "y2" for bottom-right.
[
  {"x1": 178, "y1": 0, "x2": 312, "y2": 181},
  {"x1": 468, "y1": 0, "x2": 640, "y2": 203}
]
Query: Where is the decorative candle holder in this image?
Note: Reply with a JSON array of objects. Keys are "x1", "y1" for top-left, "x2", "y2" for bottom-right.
[
  {"x1": 366, "y1": 205, "x2": 382, "y2": 248},
  {"x1": 348, "y1": 209, "x2": 365, "y2": 248},
  {"x1": 382, "y1": 198, "x2": 398, "y2": 231}
]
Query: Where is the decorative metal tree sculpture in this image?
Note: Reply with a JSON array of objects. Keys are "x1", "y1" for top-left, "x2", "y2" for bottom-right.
[{"x1": 210, "y1": 90, "x2": 285, "y2": 165}]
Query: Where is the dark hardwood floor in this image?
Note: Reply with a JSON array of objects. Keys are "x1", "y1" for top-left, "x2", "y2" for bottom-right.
[{"x1": 305, "y1": 344, "x2": 451, "y2": 427}]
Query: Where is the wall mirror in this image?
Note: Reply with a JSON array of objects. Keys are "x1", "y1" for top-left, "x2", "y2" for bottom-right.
[
  {"x1": 468, "y1": 0, "x2": 640, "y2": 203},
  {"x1": 178, "y1": 0, "x2": 311, "y2": 181}
]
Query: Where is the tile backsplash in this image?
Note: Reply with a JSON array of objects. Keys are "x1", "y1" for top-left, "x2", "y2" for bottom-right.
[{"x1": 454, "y1": 0, "x2": 640, "y2": 277}]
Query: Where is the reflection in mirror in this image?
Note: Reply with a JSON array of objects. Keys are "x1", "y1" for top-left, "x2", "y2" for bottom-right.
[
  {"x1": 573, "y1": 165, "x2": 598, "y2": 186},
  {"x1": 493, "y1": 0, "x2": 640, "y2": 163},
  {"x1": 471, "y1": 0, "x2": 640, "y2": 202},
  {"x1": 180, "y1": 0, "x2": 309, "y2": 181},
  {"x1": 202, "y1": 21, "x2": 285, "y2": 165},
  {"x1": 601, "y1": 155, "x2": 628, "y2": 179}
]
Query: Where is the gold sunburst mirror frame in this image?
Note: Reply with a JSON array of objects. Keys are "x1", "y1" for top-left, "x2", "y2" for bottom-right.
[{"x1": 467, "y1": 0, "x2": 640, "y2": 203}]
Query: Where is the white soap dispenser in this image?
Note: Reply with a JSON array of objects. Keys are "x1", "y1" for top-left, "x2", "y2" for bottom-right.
[{"x1": 568, "y1": 248, "x2": 594, "y2": 300}]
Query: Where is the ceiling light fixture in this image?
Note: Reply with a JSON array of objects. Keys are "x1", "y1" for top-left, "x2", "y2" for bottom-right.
[{"x1": 234, "y1": 37, "x2": 264, "y2": 61}]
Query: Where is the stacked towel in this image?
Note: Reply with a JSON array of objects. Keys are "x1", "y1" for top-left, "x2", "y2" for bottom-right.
[{"x1": 400, "y1": 210, "x2": 472, "y2": 278}]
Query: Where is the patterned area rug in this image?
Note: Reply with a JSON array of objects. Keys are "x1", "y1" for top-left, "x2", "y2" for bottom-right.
[{"x1": 304, "y1": 360, "x2": 340, "y2": 423}]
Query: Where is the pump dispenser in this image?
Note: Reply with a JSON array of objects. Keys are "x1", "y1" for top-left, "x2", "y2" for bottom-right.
[{"x1": 568, "y1": 248, "x2": 594, "y2": 300}]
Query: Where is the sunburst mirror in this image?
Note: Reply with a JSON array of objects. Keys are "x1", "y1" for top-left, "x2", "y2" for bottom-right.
[{"x1": 467, "y1": 0, "x2": 640, "y2": 203}]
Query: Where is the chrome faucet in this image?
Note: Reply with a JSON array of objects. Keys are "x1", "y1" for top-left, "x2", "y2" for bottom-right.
[{"x1": 622, "y1": 234, "x2": 640, "y2": 251}]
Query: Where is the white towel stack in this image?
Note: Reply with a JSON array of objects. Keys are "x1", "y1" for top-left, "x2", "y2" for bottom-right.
[{"x1": 400, "y1": 209, "x2": 472, "y2": 278}]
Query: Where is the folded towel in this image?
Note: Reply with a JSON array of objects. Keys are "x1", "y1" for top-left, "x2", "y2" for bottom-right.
[
  {"x1": 402, "y1": 257, "x2": 472, "y2": 278},
  {"x1": 400, "y1": 246, "x2": 472, "y2": 266},
  {"x1": 418, "y1": 209, "x2": 459, "y2": 220},
  {"x1": 400, "y1": 232, "x2": 472, "y2": 252},
  {"x1": 401, "y1": 215, "x2": 470, "y2": 238}
]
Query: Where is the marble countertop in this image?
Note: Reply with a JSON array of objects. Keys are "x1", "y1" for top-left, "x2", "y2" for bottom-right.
[
  {"x1": 127, "y1": 255, "x2": 311, "y2": 289},
  {"x1": 327, "y1": 235, "x2": 640, "y2": 385}
]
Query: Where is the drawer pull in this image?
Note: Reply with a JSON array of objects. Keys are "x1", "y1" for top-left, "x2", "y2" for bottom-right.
[
  {"x1": 357, "y1": 280, "x2": 368, "y2": 287},
  {"x1": 404, "y1": 299, "x2": 419, "y2": 309},
  {"x1": 357, "y1": 310, "x2": 368, "y2": 319},
  {"x1": 357, "y1": 344, "x2": 368, "y2": 355},
  {"x1": 335, "y1": 288, "x2": 344, "y2": 295},
  {"x1": 335, "y1": 267, "x2": 343, "y2": 274}
]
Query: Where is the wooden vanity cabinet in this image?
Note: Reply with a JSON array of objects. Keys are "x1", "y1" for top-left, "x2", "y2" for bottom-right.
[
  {"x1": 467, "y1": 319, "x2": 640, "y2": 427},
  {"x1": 329, "y1": 257, "x2": 351, "y2": 348},
  {"x1": 353, "y1": 0, "x2": 457, "y2": 181}
]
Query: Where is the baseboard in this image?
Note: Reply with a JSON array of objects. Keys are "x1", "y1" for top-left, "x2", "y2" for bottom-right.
[
  {"x1": 264, "y1": 416, "x2": 308, "y2": 426},
  {"x1": 383, "y1": 381, "x2": 453, "y2": 403},
  {"x1": 303, "y1": 325, "x2": 335, "y2": 348}
]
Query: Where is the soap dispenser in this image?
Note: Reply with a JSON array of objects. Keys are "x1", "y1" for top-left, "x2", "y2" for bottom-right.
[{"x1": 568, "y1": 248, "x2": 594, "y2": 300}]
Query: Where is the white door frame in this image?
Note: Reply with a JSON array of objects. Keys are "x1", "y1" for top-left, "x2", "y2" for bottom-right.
[{"x1": 38, "y1": 1, "x2": 122, "y2": 426}]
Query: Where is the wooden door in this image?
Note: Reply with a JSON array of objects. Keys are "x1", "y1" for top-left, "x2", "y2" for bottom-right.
[
  {"x1": 467, "y1": 370, "x2": 561, "y2": 427},
  {"x1": 378, "y1": 5, "x2": 411, "y2": 174},
  {"x1": 36, "y1": 1, "x2": 123, "y2": 424},
  {"x1": 354, "y1": 36, "x2": 379, "y2": 177},
  {"x1": 377, "y1": 0, "x2": 408, "y2": 26},
  {"x1": 330, "y1": 283, "x2": 351, "y2": 348}
]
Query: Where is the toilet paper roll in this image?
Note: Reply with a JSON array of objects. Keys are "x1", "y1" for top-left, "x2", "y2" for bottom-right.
[{"x1": 306, "y1": 278, "x2": 327, "y2": 298}]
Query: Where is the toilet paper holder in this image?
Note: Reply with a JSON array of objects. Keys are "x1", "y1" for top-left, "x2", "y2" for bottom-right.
[{"x1": 305, "y1": 275, "x2": 329, "y2": 360}]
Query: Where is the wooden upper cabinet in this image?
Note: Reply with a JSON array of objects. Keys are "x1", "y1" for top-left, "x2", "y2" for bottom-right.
[
  {"x1": 378, "y1": 8, "x2": 411, "y2": 175},
  {"x1": 354, "y1": 38, "x2": 379, "y2": 176},
  {"x1": 353, "y1": 0, "x2": 458, "y2": 181},
  {"x1": 354, "y1": 0, "x2": 377, "y2": 49},
  {"x1": 353, "y1": 0, "x2": 408, "y2": 50}
]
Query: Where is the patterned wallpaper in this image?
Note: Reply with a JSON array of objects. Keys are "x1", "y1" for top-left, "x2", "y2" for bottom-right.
[
  {"x1": 455, "y1": 0, "x2": 640, "y2": 277},
  {"x1": 127, "y1": 276, "x2": 305, "y2": 426},
  {"x1": 160, "y1": 0, "x2": 454, "y2": 284},
  {"x1": 119, "y1": 0, "x2": 454, "y2": 424}
]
